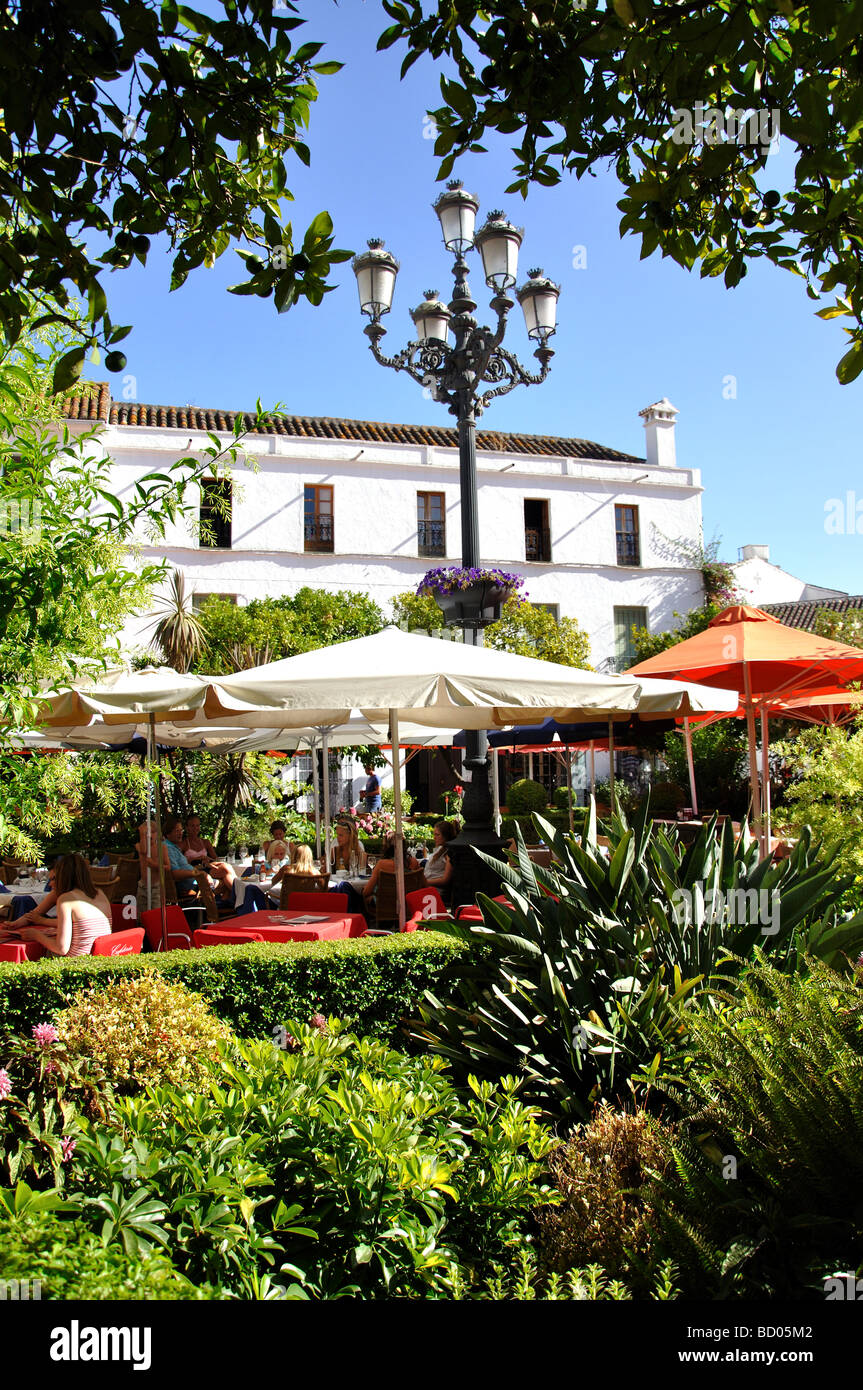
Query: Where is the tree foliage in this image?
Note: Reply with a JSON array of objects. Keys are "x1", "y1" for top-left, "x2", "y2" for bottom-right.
[
  {"x1": 0, "y1": 0, "x2": 351, "y2": 382},
  {"x1": 773, "y1": 720, "x2": 863, "y2": 881},
  {"x1": 194, "y1": 588, "x2": 387, "y2": 674},
  {"x1": 383, "y1": 0, "x2": 863, "y2": 381},
  {"x1": 390, "y1": 591, "x2": 591, "y2": 666}
]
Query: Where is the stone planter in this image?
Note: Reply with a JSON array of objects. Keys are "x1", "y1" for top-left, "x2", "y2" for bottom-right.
[{"x1": 434, "y1": 580, "x2": 509, "y2": 629}]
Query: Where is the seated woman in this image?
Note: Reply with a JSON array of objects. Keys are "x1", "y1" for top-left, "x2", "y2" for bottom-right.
[
  {"x1": 266, "y1": 838, "x2": 291, "y2": 872},
  {"x1": 163, "y1": 815, "x2": 201, "y2": 901},
  {"x1": 361, "y1": 834, "x2": 420, "y2": 907},
  {"x1": 330, "y1": 820, "x2": 367, "y2": 876},
  {"x1": 7, "y1": 863, "x2": 59, "y2": 925},
  {"x1": 182, "y1": 814, "x2": 217, "y2": 865},
  {"x1": 135, "y1": 820, "x2": 173, "y2": 914},
  {"x1": 0, "y1": 854, "x2": 110, "y2": 956},
  {"x1": 262, "y1": 820, "x2": 288, "y2": 860},
  {"x1": 208, "y1": 860, "x2": 239, "y2": 912},
  {"x1": 423, "y1": 820, "x2": 458, "y2": 895}
]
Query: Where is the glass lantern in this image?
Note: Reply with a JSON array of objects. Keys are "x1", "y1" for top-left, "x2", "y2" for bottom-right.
[
  {"x1": 352, "y1": 238, "x2": 399, "y2": 318},
  {"x1": 410, "y1": 289, "x2": 452, "y2": 343},
  {"x1": 474, "y1": 211, "x2": 523, "y2": 291},
  {"x1": 432, "y1": 179, "x2": 480, "y2": 254},
  {"x1": 516, "y1": 268, "x2": 561, "y2": 341}
]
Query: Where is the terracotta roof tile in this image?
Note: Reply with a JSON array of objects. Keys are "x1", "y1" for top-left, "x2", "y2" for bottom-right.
[
  {"x1": 762, "y1": 596, "x2": 863, "y2": 630},
  {"x1": 63, "y1": 385, "x2": 644, "y2": 463}
]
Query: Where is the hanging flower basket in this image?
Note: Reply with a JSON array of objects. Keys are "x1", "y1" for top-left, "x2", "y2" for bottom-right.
[{"x1": 418, "y1": 566, "x2": 526, "y2": 629}]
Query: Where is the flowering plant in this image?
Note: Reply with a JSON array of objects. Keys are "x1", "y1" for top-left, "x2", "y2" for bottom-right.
[
  {"x1": 346, "y1": 807, "x2": 396, "y2": 839},
  {"x1": 417, "y1": 566, "x2": 526, "y2": 599}
]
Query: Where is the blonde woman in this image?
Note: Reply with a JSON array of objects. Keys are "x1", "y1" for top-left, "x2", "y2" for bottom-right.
[
  {"x1": 272, "y1": 841, "x2": 317, "y2": 887},
  {"x1": 330, "y1": 820, "x2": 367, "y2": 875}
]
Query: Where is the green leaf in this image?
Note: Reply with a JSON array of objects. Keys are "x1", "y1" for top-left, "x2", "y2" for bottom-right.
[
  {"x1": 51, "y1": 346, "x2": 86, "y2": 395},
  {"x1": 837, "y1": 340, "x2": 863, "y2": 385}
]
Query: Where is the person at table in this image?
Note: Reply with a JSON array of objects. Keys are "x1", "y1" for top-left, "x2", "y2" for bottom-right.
[
  {"x1": 331, "y1": 820, "x2": 367, "y2": 876},
  {"x1": 267, "y1": 838, "x2": 291, "y2": 871},
  {"x1": 163, "y1": 815, "x2": 201, "y2": 901},
  {"x1": 361, "y1": 834, "x2": 420, "y2": 906},
  {"x1": 208, "y1": 860, "x2": 239, "y2": 910},
  {"x1": 262, "y1": 820, "x2": 288, "y2": 859},
  {"x1": 135, "y1": 819, "x2": 173, "y2": 913},
  {"x1": 182, "y1": 814, "x2": 217, "y2": 865},
  {"x1": 424, "y1": 820, "x2": 457, "y2": 893},
  {"x1": 0, "y1": 854, "x2": 110, "y2": 956},
  {"x1": 359, "y1": 765, "x2": 382, "y2": 813},
  {"x1": 6, "y1": 863, "x2": 59, "y2": 925}
]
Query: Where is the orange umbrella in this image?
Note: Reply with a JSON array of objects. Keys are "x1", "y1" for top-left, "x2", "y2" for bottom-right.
[{"x1": 627, "y1": 605, "x2": 863, "y2": 850}]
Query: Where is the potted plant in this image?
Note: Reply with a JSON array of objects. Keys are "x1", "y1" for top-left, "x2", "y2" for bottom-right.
[{"x1": 417, "y1": 566, "x2": 525, "y2": 629}]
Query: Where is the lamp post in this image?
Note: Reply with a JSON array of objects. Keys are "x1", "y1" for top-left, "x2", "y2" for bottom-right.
[{"x1": 352, "y1": 181, "x2": 560, "y2": 906}]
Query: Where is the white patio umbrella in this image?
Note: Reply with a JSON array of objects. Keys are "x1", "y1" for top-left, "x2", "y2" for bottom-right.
[{"x1": 203, "y1": 628, "x2": 644, "y2": 927}]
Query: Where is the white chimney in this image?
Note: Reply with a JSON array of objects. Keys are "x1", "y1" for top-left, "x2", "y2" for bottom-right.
[
  {"x1": 740, "y1": 544, "x2": 770, "y2": 562},
  {"x1": 638, "y1": 397, "x2": 679, "y2": 469}
]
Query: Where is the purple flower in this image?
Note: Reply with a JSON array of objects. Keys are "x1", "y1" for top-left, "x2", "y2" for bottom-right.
[
  {"x1": 0, "y1": 1068, "x2": 11, "y2": 1100},
  {"x1": 61, "y1": 1136, "x2": 76, "y2": 1163},
  {"x1": 310, "y1": 1012, "x2": 328, "y2": 1032},
  {"x1": 32, "y1": 1023, "x2": 59, "y2": 1047},
  {"x1": 417, "y1": 566, "x2": 526, "y2": 599}
]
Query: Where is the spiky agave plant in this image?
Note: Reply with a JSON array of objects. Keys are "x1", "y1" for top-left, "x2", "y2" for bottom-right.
[{"x1": 416, "y1": 800, "x2": 863, "y2": 1119}]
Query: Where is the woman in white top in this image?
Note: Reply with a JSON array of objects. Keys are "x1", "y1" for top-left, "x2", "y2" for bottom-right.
[
  {"x1": 0, "y1": 854, "x2": 110, "y2": 956},
  {"x1": 423, "y1": 820, "x2": 457, "y2": 891}
]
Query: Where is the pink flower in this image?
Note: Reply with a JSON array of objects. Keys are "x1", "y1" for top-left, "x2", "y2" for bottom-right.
[
  {"x1": 310, "y1": 1012, "x2": 328, "y2": 1032},
  {"x1": 455, "y1": 785, "x2": 464, "y2": 796},
  {"x1": 32, "y1": 1023, "x2": 58, "y2": 1047},
  {"x1": 43, "y1": 1059, "x2": 60, "y2": 1076},
  {"x1": 0, "y1": 1068, "x2": 11, "y2": 1099},
  {"x1": 61, "y1": 1136, "x2": 76, "y2": 1163}
]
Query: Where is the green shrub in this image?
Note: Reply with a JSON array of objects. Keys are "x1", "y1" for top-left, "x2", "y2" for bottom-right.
[
  {"x1": 66, "y1": 1022, "x2": 556, "y2": 1298},
  {"x1": 647, "y1": 956, "x2": 863, "y2": 1299},
  {"x1": 0, "y1": 934, "x2": 478, "y2": 1042},
  {"x1": 416, "y1": 808, "x2": 863, "y2": 1119},
  {"x1": 457, "y1": 1248, "x2": 679, "y2": 1300},
  {"x1": 381, "y1": 785, "x2": 414, "y2": 815},
  {"x1": 0, "y1": 1208, "x2": 212, "y2": 1299},
  {"x1": 505, "y1": 779, "x2": 548, "y2": 814},
  {"x1": 57, "y1": 976, "x2": 235, "y2": 1095},
  {"x1": 0, "y1": 1025, "x2": 112, "y2": 1187}
]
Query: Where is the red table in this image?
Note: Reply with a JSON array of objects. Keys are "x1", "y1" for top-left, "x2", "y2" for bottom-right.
[
  {"x1": 0, "y1": 940, "x2": 46, "y2": 963},
  {"x1": 199, "y1": 911, "x2": 365, "y2": 944}
]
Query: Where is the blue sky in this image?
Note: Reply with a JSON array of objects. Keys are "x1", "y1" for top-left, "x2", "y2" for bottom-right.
[{"x1": 83, "y1": 0, "x2": 863, "y2": 595}]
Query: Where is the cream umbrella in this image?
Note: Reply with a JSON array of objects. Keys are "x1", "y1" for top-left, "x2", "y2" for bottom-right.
[{"x1": 203, "y1": 628, "x2": 644, "y2": 927}]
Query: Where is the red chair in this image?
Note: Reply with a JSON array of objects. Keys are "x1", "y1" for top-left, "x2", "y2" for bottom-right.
[
  {"x1": 111, "y1": 902, "x2": 137, "y2": 930},
  {"x1": 287, "y1": 891, "x2": 348, "y2": 913},
  {"x1": 140, "y1": 906, "x2": 193, "y2": 952},
  {"x1": 455, "y1": 905, "x2": 484, "y2": 921},
  {"x1": 91, "y1": 928, "x2": 144, "y2": 957},
  {"x1": 405, "y1": 886, "x2": 448, "y2": 921},
  {"x1": 193, "y1": 928, "x2": 264, "y2": 948}
]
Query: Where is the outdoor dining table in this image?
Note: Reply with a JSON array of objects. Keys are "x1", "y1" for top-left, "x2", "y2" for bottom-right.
[
  {"x1": 0, "y1": 940, "x2": 46, "y2": 963},
  {"x1": 199, "y1": 910, "x2": 365, "y2": 944}
]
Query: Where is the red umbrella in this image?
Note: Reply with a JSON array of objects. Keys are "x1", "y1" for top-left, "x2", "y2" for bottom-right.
[{"x1": 628, "y1": 605, "x2": 863, "y2": 850}]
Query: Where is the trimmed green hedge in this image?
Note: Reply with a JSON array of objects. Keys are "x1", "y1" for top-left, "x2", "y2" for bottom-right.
[
  {"x1": 500, "y1": 810, "x2": 574, "y2": 844},
  {"x1": 0, "y1": 934, "x2": 477, "y2": 1041}
]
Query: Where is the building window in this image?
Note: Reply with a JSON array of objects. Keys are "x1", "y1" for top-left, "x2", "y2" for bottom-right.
[
  {"x1": 614, "y1": 606, "x2": 648, "y2": 671},
  {"x1": 534, "y1": 602, "x2": 560, "y2": 622},
  {"x1": 304, "y1": 484, "x2": 334, "y2": 553},
  {"x1": 417, "y1": 491, "x2": 446, "y2": 557},
  {"x1": 192, "y1": 593, "x2": 239, "y2": 611},
  {"x1": 524, "y1": 499, "x2": 551, "y2": 562},
  {"x1": 615, "y1": 505, "x2": 640, "y2": 566},
  {"x1": 199, "y1": 477, "x2": 232, "y2": 549}
]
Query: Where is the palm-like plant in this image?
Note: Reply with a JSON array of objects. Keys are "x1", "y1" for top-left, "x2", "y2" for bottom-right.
[{"x1": 146, "y1": 570, "x2": 206, "y2": 673}]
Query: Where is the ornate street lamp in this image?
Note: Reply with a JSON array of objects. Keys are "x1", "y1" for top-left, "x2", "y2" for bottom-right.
[{"x1": 352, "y1": 181, "x2": 560, "y2": 907}]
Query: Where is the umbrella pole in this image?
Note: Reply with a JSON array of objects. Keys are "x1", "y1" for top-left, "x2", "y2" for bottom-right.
[
  {"x1": 608, "y1": 720, "x2": 616, "y2": 815},
  {"x1": 684, "y1": 717, "x2": 699, "y2": 816},
  {"x1": 761, "y1": 708, "x2": 772, "y2": 850},
  {"x1": 590, "y1": 741, "x2": 596, "y2": 795},
  {"x1": 565, "y1": 744, "x2": 574, "y2": 834},
  {"x1": 389, "y1": 709, "x2": 406, "y2": 933},
  {"x1": 149, "y1": 715, "x2": 167, "y2": 952},
  {"x1": 743, "y1": 665, "x2": 763, "y2": 853},
  {"x1": 492, "y1": 747, "x2": 501, "y2": 836},
  {"x1": 322, "y1": 732, "x2": 332, "y2": 875},
  {"x1": 311, "y1": 745, "x2": 322, "y2": 862},
  {"x1": 146, "y1": 718, "x2": 153, "y2": 911},
  {"x1": 528, "y1": 751, "x2": 534, "y2": 782}
]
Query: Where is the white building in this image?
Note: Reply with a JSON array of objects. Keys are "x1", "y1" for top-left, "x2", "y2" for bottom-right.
[
  {"x1": 64, "y1": 388, "x2": 706, "y2": 669},
  {"x1": 731, "y1": 543, "x2": 847, "y2": 607}
]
